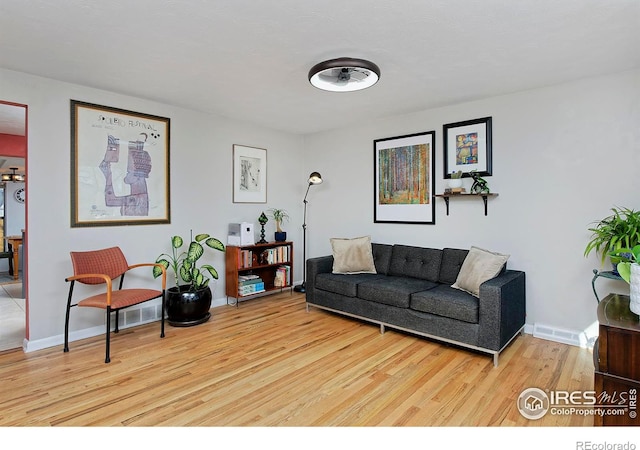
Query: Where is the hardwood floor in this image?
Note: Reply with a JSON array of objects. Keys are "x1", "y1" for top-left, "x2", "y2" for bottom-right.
[{"x1": 0, "y1": 291, "x2": 596, "y2": 427}]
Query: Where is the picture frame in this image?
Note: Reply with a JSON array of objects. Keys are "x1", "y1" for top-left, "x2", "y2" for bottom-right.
[
  {"x1": 70, "y1": 100, "x2": 171, "y2": 227},
  {"x1": 233, "y1": 144, "x2": 267, "y2": 203},
  {"x1": 374, "y1": 131, "x2": 436, "y2": 224},
  {"x1": 443, "y1": 116, "x2": 492, "y2": 178}
]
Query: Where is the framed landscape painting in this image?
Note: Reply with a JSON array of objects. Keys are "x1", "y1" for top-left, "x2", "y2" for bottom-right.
[
  {"x1": 374, "y1": 130, "x2": 436, "y2": 224},
  {"x1": 70, "y1": 100, "x2": 171, "y2": 227},
  {"x1": 443, "y1": 116, "x2": 492, "y2": 178}
]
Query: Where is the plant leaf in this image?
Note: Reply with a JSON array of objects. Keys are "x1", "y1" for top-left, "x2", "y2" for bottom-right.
[
  {"x1": 171, "y1": 235, "x2": 183, "y2": 249},
  {"x1": 194, "y1": 233, "x2": 209, "y2": 242},
  {"x1": 201, "y1": 264, "x2": 219, "y2": 279},
  {"x1": 152, "y1": 259, "x2": 169, "y2": 279},
  {"x1": 179, "y1": 265, "x2": 191, "y2": 282},
  {"x1": 617, "y1": 262, "x2": 631, "y2": 283},
  {"x1": 187, "y1": 242, "x2": 204, "y2": 261},
  {"x1": 205, "y1": 237, "x2": 225, "y2": 251}
]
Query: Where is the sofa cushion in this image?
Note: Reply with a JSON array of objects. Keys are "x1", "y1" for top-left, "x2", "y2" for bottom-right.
[
  {"x1": 452, "y1": 246, "x2": 510, "y2": 297},
  {"x1": 330, "y1": 235, "x2": 377, "y2": 274},
  {"x1": 388, "y1": 245, "x2": 442, "y2": 282},
  {"x1": 315, "y1": 272, "x2": 385, "y2": 297},
  {"x1": 358, "y1": 276, "x2": 438, "y2": 308},
  {"x1": 411, "y1": 284, "x2": 479, "y2": 323},
  {"x1": 438, "y1": 248, "x2": 469, "y2": 285},
  {"x1": 371, "y1": 243, "x2": 393, "y2": 275}
]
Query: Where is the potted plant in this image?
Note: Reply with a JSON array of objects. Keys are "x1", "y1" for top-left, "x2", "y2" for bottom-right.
[
  {"x1": 584, "y1": 206, "x2": 640, "y2": 274},
  {"x1": 154, "y1": 231, "x2": 225, "y2": 326},
  {"x1": 611, "y1": 245, "x2": 640, "y2": 315},
  {"x1": 268, "y1": 208, "x2": 290, "y2": 242}
]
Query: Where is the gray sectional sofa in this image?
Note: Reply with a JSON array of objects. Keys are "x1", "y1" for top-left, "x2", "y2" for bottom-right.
[{"x1": 305, "y1": 243, "x2": 526, "y2": 366}]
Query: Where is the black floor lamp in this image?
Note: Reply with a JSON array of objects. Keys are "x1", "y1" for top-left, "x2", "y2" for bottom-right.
[{"x1": 294, "y1": 172, "x2": 323, "y2": 293}]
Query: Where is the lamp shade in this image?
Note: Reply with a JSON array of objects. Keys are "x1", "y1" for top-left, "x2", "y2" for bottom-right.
[
  {"x1": 308, "y1": 58, "x2": 380, "y2": 92},
  {"x1": 308, "y1": 172, "x2": 323, "y2": 185}
]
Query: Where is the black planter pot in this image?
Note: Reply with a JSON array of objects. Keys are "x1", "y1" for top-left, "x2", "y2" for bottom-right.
[
  {"x1": 166, "y1": 285, "x2": 212, "y2": 327},
  {"x1": 275, "y1": 231, "x2": 287, "y2": 242}
]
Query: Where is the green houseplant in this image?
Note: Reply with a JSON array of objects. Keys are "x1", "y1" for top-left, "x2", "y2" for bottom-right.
[
  {"x1": 610, "y1": 245, "x2": 640, "y2": 315},
  {"x1": 268, "y1": 208, "x2": 290, "y2": 242},
  {"x1": 584, "y1": 206, "x2": 640, "y2": 271},
  {"x1": 154, "y1": 231, "x2": 225, "y2": 326}
]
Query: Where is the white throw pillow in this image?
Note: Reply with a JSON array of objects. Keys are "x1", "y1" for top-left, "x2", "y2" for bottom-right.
[
  {"x1": 451, "y1": 246, "x2": 509, "y2": 297},
  {"x1": 330, "y1": 236, "x2": 377, "y2": 274}
]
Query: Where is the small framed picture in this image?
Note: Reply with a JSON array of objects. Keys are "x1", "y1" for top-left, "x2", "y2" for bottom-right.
[
  {"x1": 233, "y1": 145, "x2": 267, "y2": 203},
  {"x1": 443, "y1": 116, "x2": 492, "y2": 178}
]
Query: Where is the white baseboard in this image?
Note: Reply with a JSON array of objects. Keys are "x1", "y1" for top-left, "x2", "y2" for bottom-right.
[
  {"x1": 530, "y1": 322, "x2": 590, "y2": 348},
  {"x1": 24, "y1": 295, "x2": 229, "y2": 353}
]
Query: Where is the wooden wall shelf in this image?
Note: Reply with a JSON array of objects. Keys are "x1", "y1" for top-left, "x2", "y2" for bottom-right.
[{"x1": 435, "y1": 193, "x2": 499, "y2": 216}]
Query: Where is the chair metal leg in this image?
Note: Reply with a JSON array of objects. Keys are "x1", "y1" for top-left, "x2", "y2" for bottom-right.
[
  {"x1": 160, "y1": 289, "x2": 166, "y2": 338},
  {"x1": 114, "y1": 309, "x2": 119, "y2": 333},
  {"x1": 63, "y1": 281, "x2": 76, "y2": 353},
  {"x1": 105, "y1": 306, "x2": 111, "y2": 363}
]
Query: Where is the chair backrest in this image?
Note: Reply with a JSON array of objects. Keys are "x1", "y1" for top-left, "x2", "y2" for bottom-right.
[{"x1": 70, "y1": 246, "x2": 129, "y2": 285}]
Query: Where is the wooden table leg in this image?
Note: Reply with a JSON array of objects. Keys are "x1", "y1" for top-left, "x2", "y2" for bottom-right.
[{"x1": 10, "y1": 242, "x2": 19, "y2": 280}]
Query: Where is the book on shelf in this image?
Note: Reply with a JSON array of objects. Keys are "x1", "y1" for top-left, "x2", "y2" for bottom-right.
[
  {"x1": 239, "y1": 274, "x2": 261, "y2": 281},
  {"x1": 239, "y1": 277, "x2": 263, "y2": 286},
  {"x1": 274, "y1": 265, "x2": 291, "y2": 287},
  {"x1": 238, "y1": 282, "x2": 265, "y2": 296},
  {"x1": 259, "y1": 245, "x2": 291, "y2": 265}
]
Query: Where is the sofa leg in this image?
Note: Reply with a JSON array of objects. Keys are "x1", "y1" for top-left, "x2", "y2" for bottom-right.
[
  {"x1": 493, "y1": 353, "x2": 499, "y2": 367},
  {"x1": 380, "y1": 324, "x2": 385, "y2": 334}
]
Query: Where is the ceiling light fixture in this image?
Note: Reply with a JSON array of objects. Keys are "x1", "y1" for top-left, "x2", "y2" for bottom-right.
[
  {"x1": 308, "y1": 57, "x2": 380, "y2": 92},
  {"x1": 1, "y1": 167, "x2": 25, "y2": 182}
]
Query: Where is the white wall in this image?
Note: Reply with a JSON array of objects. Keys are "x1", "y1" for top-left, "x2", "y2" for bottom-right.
[
  {"x1": 2, "y1": 66, "x2": 638, "y2": 351},
  {"x1": 304, "y1": 69, "x2": 640, "y2": 337},
  {"x1": 0, "y1": 68, "x2": 305, "y2": 348}
]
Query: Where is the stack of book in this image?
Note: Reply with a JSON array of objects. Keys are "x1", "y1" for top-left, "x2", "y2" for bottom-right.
[
  {"x1": 274, "y1": 265, "x2": 291, "y2": 287},
  {"x1": 444, "y1": 187, "x2": 466, "y2": 194},
  {"x1": 238, "y1": 274, "x2": 265, "y2": 296}
]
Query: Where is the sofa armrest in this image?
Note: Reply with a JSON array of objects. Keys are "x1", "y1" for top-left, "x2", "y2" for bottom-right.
[
  {"x1": 305, "y1": 255, "x2": 334, "y2": 303},
  {"x1": 477, "y1": 270, "x2": 526, "y2": 351}
]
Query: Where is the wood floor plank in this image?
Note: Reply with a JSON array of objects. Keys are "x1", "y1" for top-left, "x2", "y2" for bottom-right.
[{"x1": 0, "y1": 292, "x2": 597, "y2": 426}]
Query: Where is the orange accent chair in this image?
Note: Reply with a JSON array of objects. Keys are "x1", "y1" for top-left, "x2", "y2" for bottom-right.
[{"x1": 64, "y1": 246, "x2": 167, "y2": 363}]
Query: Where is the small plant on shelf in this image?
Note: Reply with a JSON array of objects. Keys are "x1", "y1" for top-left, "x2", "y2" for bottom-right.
[
  {"x1": 584, "y1": 206, "x2": 640, "y2": 269},
  {"x1": 268, "y1": 208, "x2": 290, "y2": 241}
]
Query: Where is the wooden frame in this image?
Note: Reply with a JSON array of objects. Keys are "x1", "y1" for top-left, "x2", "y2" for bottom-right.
[
  {"x1": 70, "y1": 100, "x2": 170, "y2": 227},
  {"x1": 443, "y1": 116, "x2": 492, "y2": 178},
  {"x1": 233, "y1": 144, "x2": 267, "y2": 203},
  {"x1": 374, "y1": 131, "x2": 436, "y2": 224}
]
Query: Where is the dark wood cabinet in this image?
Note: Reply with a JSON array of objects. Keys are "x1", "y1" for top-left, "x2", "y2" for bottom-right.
[{"x1": 594, "y1": 293, "x2": 640, "y2": 426}]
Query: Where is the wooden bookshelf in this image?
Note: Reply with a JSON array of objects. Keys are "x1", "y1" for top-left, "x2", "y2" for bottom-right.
[{"x1": 225, "y1": 241, "x2": 293, "y2": 306}]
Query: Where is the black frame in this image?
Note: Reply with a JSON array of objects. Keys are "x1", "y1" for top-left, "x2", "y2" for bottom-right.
[
  {"x1": 374, "y1": 130, "x2": 436, "y2": 225},
  {"x1": 443, "y1": 116, "x2": 492, "y2": 179}
]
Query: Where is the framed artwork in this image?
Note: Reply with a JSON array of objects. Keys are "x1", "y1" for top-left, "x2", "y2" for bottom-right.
[
  {"x1": 70, "y1": 100, "x2": 170, "y2": 227},
  {"x1": 374, "y1": 131, "x2": 436, "y2": 224},
  {"x1": 233, "y1": 144, "x2": 267, "y2": 203},
  {"x1": 443, "y1": 116, "x2": 492, "y2": 178}
]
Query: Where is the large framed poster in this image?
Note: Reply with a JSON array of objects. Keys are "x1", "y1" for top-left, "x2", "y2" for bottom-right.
[
  {"x1": 374, "y1": 130, "x2": 436, "y2": 224},
  {"x1": 70, "y1": 100, "x2": 170, "y2": 227}
]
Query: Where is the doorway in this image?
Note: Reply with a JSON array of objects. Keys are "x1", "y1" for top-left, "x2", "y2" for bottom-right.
[{"x1": 0, "y1": 101, "x2": 27, "y2": 352}]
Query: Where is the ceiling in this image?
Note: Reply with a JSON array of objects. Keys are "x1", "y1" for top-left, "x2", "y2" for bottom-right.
[{"x1": 0, "y1": 0, "x2": 639, "y2": 136}]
